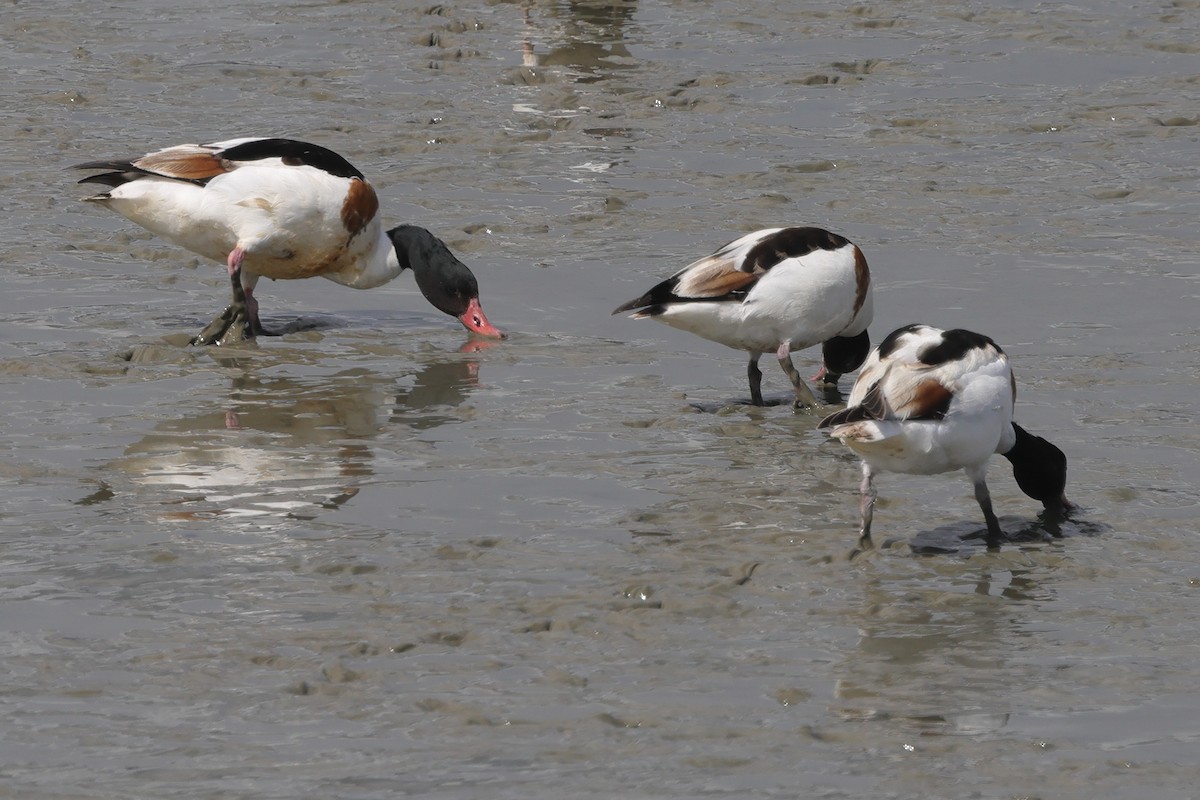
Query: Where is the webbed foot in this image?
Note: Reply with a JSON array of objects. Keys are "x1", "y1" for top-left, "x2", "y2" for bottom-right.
[{"x1": 191, "y1": 303, "x2": 250, "y2": 347}]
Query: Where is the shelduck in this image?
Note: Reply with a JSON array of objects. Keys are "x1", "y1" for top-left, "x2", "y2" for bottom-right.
[
  {"x1": 818, "y1": 324, "x2": 1073, "y2": 552},
  {"x1": 73, "y1": 137, "x2": 503, "y2": 345},
  {"x1": 613, "y1": 227, "x2": 873, "y2": 408}
]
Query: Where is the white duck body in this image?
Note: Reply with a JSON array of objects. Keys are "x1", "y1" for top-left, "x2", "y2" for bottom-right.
[
  {"x1": 74, "y1": 137, "x2": 503, "y2": 343},
  {"x1": 818, "y1": 324, "x2": 1072, "y2": 552},
  {"x1": 650, "y1": 228, "x2": 873, "y2": 354},
  {"x1": 614, "y1": 226, "x2": 874, "y2": 407},
  {"x1": 833, "y1": 325, "x2": 1015, "y2": 476},
  {"x1": 84, "y1": 138, "x2": 395, "y2": 286}
]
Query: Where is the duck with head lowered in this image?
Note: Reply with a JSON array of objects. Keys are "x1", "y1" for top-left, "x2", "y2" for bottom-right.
[
  {"x1": 73, "y1": 137, "x2": 504, "y2": 345},
  {"x1": 613, "y1": 226, "x2": 873, "y2": 409},
  {"x1": 818, "y1": 324, "x2": 1074, "y2": 554}
]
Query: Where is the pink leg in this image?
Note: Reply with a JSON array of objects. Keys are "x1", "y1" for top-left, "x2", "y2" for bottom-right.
[
  {"x1": 190, "y1": 246, "x2": 250, "y2": 346},
  {"x1": 776, "y1": 341, "x2": 818, "y2": 408},
  {"x1": 240, "y1": 274, "x2": 277, "y2": 336},
  {"x1": 226, "y1": 247, "x2": 247, "y2": 306},
  {"x1": 227, "y1": 246, "x2": 245, "y2": 278},
  {"x1": 229, "y1": 247, "x2": 274, "y2": 336},
  {"x1": 851, "y1": 462, "x2": 877, "y2": 557},
  {"x1": 859, "y1": 464, "x2": 876, "y2": 545}
]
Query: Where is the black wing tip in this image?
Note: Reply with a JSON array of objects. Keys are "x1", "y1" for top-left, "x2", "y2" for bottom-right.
[
  {"x1": 613, "y1": 271, "x2": 694, "y2": 315},
  {"x1": 76, "y1": 172, "x2": 128, "y2": 188},
  {"x1": 71, "y1": 159, "x2": 146, "y2": 189},
  {"x1": 816, "y1": 404, "x2": 872, "y2": 429},
  {"x1": 819, "y1": 381, "x2": 888, "y2": 429},
  {"x1": 613, "y1": 298, "x2": 669, "y2": 318},
  {"x1": 612, "y1": 295, "x2": 650, "y2": 315},
  {"x1": 70, "y1": 159, "x2": 135, "y2": 172}
]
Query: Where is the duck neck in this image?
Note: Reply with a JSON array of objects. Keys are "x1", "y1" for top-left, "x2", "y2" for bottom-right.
[
  {"x1": 329, "y1": 228, "x2": 405, "y2": 290},
  {"x1": 1001, "y1": 423, "x2": 1038, "y2": 472}
]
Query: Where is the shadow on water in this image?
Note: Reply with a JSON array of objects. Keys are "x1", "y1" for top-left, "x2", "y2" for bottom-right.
[
  {"x1": 906, "y1": 508, "x2": 1110, "y2": 557},
  {"x1": 687, "y1": 381, "x2": 846, "y2": 413},
  {"x1": 173, "y1": 310, "x2": 452, "y2": 341}
]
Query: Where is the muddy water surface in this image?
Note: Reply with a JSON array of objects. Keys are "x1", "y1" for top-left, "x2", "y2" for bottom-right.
[{"x1": 2, "y1": 1, "x2": 1199, "y2": 798}]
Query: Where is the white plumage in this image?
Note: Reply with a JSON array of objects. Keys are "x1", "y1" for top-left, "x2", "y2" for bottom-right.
[
  {"x1": 74, "y1": 137, "x2": 502, "y2": 344},
  {"x1": 613, "y1": 227, "x2": 874, "y2": 408},
  {"x1": 818, "y1": 324, "x2": 1073, "y2": 552}
]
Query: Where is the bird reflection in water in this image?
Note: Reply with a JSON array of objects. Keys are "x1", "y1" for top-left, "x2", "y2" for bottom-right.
[
  {"x1": 828, "y1": 566, "x2": 1052, "y2": 737},
  {"x1": 109, "y1": 340, "x2": 492, "y2": 527},
  {"x1": 389, "y1": 337, "x2": 498, "y2": 429},
  {"x1": 514, "y1": 1, "x2": 639, "y2": 85}
]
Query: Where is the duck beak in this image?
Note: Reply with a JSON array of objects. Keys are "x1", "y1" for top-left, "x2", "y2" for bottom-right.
[{"x1": 458, "y1": 297, "x2": 505, "y2": 340}]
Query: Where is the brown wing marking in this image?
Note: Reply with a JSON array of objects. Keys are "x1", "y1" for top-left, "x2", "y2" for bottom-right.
[
  {"x1": 895, "y1": 378, "x2": 954, "y2": 420},
  {"x1": 852, "y1": 245, "x2": 871, "y2": 316},
  {"x1": 340, "y1": 178, "x2": 379, "y2": 236},
  {"x1": 673, "y1": 257, "x2": 761, "y2": 298},
  {"x1": 133, "y1": 146, "x2": 231, "y2": 181}
]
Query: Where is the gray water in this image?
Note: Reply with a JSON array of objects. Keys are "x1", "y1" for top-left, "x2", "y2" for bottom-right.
[{"x1": 2, "y1": 0, "x2": 1199, "y2": 797}]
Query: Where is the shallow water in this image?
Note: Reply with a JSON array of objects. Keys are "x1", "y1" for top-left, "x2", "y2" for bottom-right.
[{"x1": 2, "y1": 0, "x2": 1199, "y2": 797}]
